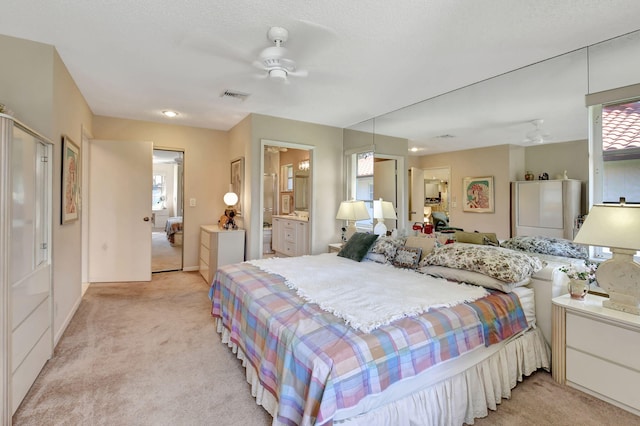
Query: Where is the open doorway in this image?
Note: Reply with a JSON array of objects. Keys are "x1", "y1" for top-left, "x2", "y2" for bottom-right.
[{"x1": 152, "y1": 149, "x2": 184, "y2": 272}]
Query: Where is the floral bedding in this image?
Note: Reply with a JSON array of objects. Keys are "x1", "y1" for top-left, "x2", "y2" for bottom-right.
[
  {"x1": 500, "y1": 236, "x2": 588, "y2": 259},
  {"x1": 420, "y1": 243, "x2": 545, "y2": 283}
]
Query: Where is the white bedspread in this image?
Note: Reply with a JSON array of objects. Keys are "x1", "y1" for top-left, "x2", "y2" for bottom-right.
[{"x1": 248, "y1": 253, "x2": 488, "y2": 333}]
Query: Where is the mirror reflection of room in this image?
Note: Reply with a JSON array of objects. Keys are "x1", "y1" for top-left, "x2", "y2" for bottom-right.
[{"x1": 151, "y1": 149, "x2": 184, "y2": 272}]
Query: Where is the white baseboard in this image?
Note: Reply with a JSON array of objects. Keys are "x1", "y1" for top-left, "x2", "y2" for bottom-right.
[
  {"x1": 182, "y1": 266, "x2": 199, "y2": 272},
  {"x1": 54, "y1": 293, "x2": 82, "y2": 347},
  {"x1": 81, "y1": 281, "x2": 90, "y2": 296}
]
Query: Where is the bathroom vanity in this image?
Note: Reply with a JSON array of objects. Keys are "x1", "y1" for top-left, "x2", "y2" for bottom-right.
[{"x1": 272, "y1": 215, "x2": 310, "y2": 257}]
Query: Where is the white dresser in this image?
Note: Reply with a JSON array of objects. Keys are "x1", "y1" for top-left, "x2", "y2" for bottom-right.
[
  {"x1": 552, "y1": 294, "x2": 640, "y2": 416},
  {"x1": 272, "y1": 216, "x2": 309, "y2": 257},
  {"x1": 199, "y1": 226, "x2": 245, "y2": 284}
]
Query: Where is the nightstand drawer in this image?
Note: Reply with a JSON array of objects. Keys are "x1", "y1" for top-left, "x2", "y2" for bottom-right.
[
  {"x1": 567, "y1": 312, "x2": 640, "y2": 371},
  {"x1": 567, "y1": 348, "x2": 640, "y2": 410}
]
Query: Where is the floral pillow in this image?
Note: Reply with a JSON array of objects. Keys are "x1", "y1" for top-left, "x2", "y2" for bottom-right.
[
  {"x1": 393, "y1": 246, "x2": 422, "y2": 269},
  {"x1": 500, "y1": 236, "x2": 588, "y2": 260},
  {"x1": 370, "y1": 235, "x2": 407, "y2": 262},
  {"x1": 420, "y1": 243, "x2": 545, "y2": 283}
]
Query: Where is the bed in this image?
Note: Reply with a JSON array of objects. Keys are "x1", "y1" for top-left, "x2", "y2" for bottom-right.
[
  {"x1": 164, "y1": 216, "x2": 183, "y2": 246},
  {"x1": 208, "y1": 234, "x2": 580, "y2": 425}
]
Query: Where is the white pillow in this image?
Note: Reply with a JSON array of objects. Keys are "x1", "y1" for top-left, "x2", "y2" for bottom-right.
[{"x1": 419, "y1": 265, "x2": 530, "y2": 293}]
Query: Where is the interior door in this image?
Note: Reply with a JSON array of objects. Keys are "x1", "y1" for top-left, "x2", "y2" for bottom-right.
[
  {"x1": 88, "y1": 139, "x2": 153, "y2": 282},
  {"x1": 409, "y1": 167, "x2": 425, "y2": 223}
]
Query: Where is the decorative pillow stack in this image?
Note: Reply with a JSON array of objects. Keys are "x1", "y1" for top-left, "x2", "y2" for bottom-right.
[{"x1": 500, "y1": 235, "x2": 588, "y2": 259}]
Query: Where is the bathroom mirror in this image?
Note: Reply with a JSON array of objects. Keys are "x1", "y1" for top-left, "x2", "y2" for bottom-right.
[{"x1": 294, "y1": 171, "x2": 309, "y2": 211}]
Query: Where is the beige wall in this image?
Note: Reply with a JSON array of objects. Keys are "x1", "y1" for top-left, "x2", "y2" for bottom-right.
[
  {"x1": 0, "y1": 35, "x2": 94, "y2": 343},
  {"x1": 92, "y1": 116, "x2": 230, "y2": 270},
  {"x1": 525, "y1": 139, "x2": 589, "y2": 213},
  {"x1": 246, "y1": 114, "x2": 344, "y2": 259},
  {"x1": 419, "y1": 144, "x2": 515, "y2": 239}
]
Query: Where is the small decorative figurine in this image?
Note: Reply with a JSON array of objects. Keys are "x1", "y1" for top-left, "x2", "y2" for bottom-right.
[{"x1": 538, "y1": 172, "x2": 549, "y2": 180}]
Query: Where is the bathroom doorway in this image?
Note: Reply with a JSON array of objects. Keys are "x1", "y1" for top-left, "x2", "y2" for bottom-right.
[{"x1": 151, "y1": 149, "x2": 184, "y2": 272}]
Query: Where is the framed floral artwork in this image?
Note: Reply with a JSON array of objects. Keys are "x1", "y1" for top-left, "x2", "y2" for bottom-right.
[
  {"x1": 462, "y1": 176, "x2": 494, "y2": 213},
  {"x1": 230, "y1": 157, "x2": 244, "y2": 216},
  {"x1": 62, "y1": 135, "x2": 80, "y2": 224}
]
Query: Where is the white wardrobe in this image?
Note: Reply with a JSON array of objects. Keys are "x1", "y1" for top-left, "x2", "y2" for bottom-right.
[
  {"x1": 511, "y1": 179, "x2": 581, "y2": 239},
  {"x1": 0, "y1": 114, "x2": 53, "y2": 420}
]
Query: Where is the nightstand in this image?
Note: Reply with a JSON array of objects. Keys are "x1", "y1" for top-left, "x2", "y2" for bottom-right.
[
  {"x1": 199, "y1": 226, "x2": 245, "y2": 284},
  {"x1": 552, "y1": 293, "x2": 640, "y2": 416},
  {"x1": 328, "y1": 243, "x2": 343, "y2": 253}
]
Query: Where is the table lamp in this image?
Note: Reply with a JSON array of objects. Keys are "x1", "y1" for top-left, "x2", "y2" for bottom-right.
[
  {"x1": 220, "y1": 184, "x2": 239, "y2": 230},
  {"x1": 336, "y1": 200, "x2": 370, "y2": 241},
  {"x1": 373, "y1": 198, "x2": 397, "y2": 236},
  {"x1": 573, "y1": 199, "x2": 640, "y2": 314}
]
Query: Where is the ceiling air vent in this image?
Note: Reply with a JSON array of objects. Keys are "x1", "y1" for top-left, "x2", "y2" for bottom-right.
[{"x1": 220, "y1": 90, "x2": 250, "y2": 101}]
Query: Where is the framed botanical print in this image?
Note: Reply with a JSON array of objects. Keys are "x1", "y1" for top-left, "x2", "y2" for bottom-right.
[
  {"x1": 462, "y1": 176, "x2": 494, "y2": 213},
  {"x1": 62, "y1": 135, "x2": 80, "y2": 224},
  {"x1": 230, "y1": 157, "x2": 244, "y2": 216}
]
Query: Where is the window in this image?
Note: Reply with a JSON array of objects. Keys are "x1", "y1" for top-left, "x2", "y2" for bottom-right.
[
  {"x1": 355, "y1": 151, "x2": 374, "y2": 228},
  {"x1": 152, "y1": 174, "x2": 166, "y2": 209},
  {"x1": 601, "y1": 100, "x2": 640, "y2": 203},
  {"x1": 280, "y1": 164, "x2": 293, "y2": 192},
  {"x1": 591, "y1": 98, "x2": 640, "y2": 259}
]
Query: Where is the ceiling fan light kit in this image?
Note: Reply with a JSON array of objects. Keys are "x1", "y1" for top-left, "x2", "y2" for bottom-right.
[{"x1": 253, "y1": 26, "x2": 308, "y2": 82}]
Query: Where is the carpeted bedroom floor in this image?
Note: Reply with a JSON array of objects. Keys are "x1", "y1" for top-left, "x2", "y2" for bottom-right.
[{"x1": 12, "y1": 271, "x2": 640, "y2": 425}]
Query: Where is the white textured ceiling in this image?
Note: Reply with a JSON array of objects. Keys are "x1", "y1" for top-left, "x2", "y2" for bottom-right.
[{"x1": 2, "y1": 1, "x2": 640, "y2": 154}]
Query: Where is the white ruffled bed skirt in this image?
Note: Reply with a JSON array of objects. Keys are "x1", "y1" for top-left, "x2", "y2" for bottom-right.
[{"x1": 215, "y1": 320, "x2": 550, "y2": 426}]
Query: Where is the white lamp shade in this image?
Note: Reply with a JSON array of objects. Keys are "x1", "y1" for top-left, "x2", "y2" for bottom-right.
[
  {"x1": 223, "y1": 183, "x2": 238, "y2": 207},
  {"x1": 574, "y1": 204, "x2": 640, "y2": 251},
  {"x1": 336, "y1": 200, "x2": 370, "y2": 221},
  {"x1": 373, "y1": 198, "x2": 397, "y2": 220}
]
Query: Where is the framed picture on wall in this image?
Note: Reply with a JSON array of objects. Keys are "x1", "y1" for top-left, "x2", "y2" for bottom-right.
[
  {"x1": 62, "y1": 135, "x2": 80, "y2": 224},
  {"x1": 281, "y1": 194, "x2": 291, "y2": 214},
  {"x1": 230, "y1": 157, "x2": 244, "y2": 216},
  {"x1": 462, "y1": 176, "x2": 494, "y2": 213}
]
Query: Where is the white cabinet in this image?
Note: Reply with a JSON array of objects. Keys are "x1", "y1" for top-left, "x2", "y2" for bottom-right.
[
  {"x1": 199, "y1": 226, "x2": 245, "y2": 284},
  {"x1": 1, "y1": 115, "x2": 53, "y2": 419},
  {"x1": 272, "y1": 216, "x2": 309, "y2": 257},
  {"x1": 552, "y1": 294, "x2": 640, "y2": 416},
  {"x1": 153, "y1": 209, "x2": 169, "y2": 229},
  {"x1": 511, "y1": 179, "x2": 581, "y2": 239}
]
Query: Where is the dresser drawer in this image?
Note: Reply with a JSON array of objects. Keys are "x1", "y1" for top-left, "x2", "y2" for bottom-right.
[
  {"x1": 200, "y1": 230, "x2": 210, "y2": 249},
  {"x1": 199, "y1": 245, "x2": 210, "y2": 263},
  {"x1": 199, "y1": 258, "x2": 209, "y2": 283},
  {"x1": 567, "y1": 312, "x2": 640, "y2": 371},
  {"x1": 283, "y1": 242, "x2": 296, "y2": 256},
  {"x1": 284, "y1": 227, "x2": 296, "y2": 243}
]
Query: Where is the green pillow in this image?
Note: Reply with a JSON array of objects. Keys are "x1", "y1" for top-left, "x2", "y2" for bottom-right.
[
  {"x1": 337, "y1": 233, "x2": 379, "y2": 262},
  {"x1": 454, "y1": 231, "x2": 499, "y2": 246}
]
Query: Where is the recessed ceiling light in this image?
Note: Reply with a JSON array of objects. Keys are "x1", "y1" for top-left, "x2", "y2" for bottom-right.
[
  {"x1": 162, "y1": 110, "x2": 179, "y2": 118},
  {"x1": 410, "y1": 147, "x2": 419, "y2": 152}
]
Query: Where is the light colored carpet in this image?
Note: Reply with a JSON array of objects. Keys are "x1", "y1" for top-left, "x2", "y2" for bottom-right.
[
  {"x1": 152, "y1": 231, "x2": 182, "y2": 272},
  {"x1": 12, "y1": 271, "x2": 640, "y2": 425}
]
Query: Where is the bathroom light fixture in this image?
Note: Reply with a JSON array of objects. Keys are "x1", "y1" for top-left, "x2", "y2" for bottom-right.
[
  {"x1": 298, "y1": 159, "x2": 309, "y2": 171},
  {"x1": 162, "y1": 110, "x2": 179, "y2": 118}
]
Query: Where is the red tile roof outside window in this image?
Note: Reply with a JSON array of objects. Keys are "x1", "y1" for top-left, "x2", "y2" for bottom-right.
[{"x1": 602, "y1": 101, "x2": 640, "y2": 151}]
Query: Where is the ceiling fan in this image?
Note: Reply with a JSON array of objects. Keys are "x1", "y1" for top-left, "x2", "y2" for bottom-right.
[
  {"x1": 253, "y1": 27, "x2": 309, "y2": 82},
  {"x1": 523, "y1": 119, "x2": 551, "y2": 144}
]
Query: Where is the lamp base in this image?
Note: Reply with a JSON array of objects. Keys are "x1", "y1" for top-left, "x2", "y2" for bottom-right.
[
  {"x1": 596, "y1": 248, "x2": 640, "y2": 315},
  {"x1": 345, "y1": 222, "x2": 357, "y2": 241},
  {"x1": 374, "y1": 220, "x2": 387, "y2": 236}
]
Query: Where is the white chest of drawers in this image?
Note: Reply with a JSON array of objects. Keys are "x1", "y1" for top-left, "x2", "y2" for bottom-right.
[
  {"x1": 199, "y1": 225, "x2": 245, "y2": 284},
  {"x1": 552, "y1": 294, "x2": 640, "y2": 416}
]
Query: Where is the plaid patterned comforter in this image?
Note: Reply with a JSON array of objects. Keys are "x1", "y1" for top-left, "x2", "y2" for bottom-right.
[{"x1": 210, "y1": 262, "x2": 528, "y2": 425}]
